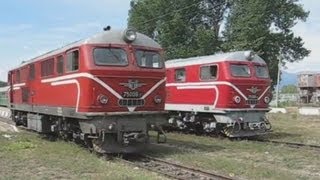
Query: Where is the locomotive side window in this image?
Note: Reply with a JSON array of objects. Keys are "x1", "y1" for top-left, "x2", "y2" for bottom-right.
[
  {"x1": 20, "y1": 66, "x2": 29, "y2": 82},
  {"x1": 93, "y1": 48, "x2": 127, "y2": 66},
  {"x1": 16, "y1": 70, "x2": 20, "y2": 83},
  {"x1": 175, "y1": 68, "x2": 186, "y2": 82},
  {"x1": 200, "y1": 65, "x2": 217, "y2": 80},
  {"x1": 66, "y1": 50, "x2": 79, "y2": 72},
  {"x1": 29, "y1": 64, "x2": 35, "y2": 80},
  {"x1": 41, "y1": 59, "x2": 54, "y2": 77},
  {"x1": 255, "y1": 65, "x2": 269, "y2": 78},
  {"x1": 230, "y1": 64, "x2": 251, "y2": 77},
  {"x1": 56, "y1": 55, "x2": 64, "y2": 75},
  {"x1": 135, "y1": 50, "x2": 163, "y2": 68}
]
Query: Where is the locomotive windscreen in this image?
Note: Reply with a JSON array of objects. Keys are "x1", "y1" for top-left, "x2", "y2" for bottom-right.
[
  {"x1": 93, "y1": 48, "x2": 128, "y2": 66},
  {"x1": 230, "y1": 64, "x2": 251, "y2": 77},
  {"x1": 135, "y1": 50, "x2": 163, "y2": 68},
  {"x1": 255, "y1": 66, "x2": 269, "y2": 78}
]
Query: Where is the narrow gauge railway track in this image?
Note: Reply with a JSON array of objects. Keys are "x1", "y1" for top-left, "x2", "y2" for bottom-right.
[
  {"x1": 0, "y1": 118, "x2": 234, "y2": 179},
  {"x1": 162, "y1": 131, "x2": 320, "y2": 151},
  {"x1": 118, "y1": 154, "x2": 234, "y2": 180},
  {"x1": 252, "y1": 139, "x2": 320, "y2": 150}
]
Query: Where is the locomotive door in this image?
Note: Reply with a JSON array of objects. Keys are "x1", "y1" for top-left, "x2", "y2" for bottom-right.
[
  {"x1": 28, "y1": 64, "x2": 35, "y2": 111},
  {"x1": 8, "y1": 72, "x2": 13, "y2": 106}
]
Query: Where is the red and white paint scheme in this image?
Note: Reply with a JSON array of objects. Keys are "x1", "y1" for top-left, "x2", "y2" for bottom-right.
[
  {"x1": 165, "y1": 51, "x2": 272, "y2": 137},
  {"x1": 7, "y1": 28, "x2": 167, "y2": 153}
]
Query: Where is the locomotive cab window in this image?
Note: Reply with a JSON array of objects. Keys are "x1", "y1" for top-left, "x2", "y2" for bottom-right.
[
  {"x1": 255, "y1": 65, "x2": 269, "y2": 78},
  {"x1": 16, "y1": 70, "x2": 20, "y2": 83},
  {"x1": 66, "y1": 50, "x2": 79, "y2": 72},
  {"x1": 56, "y1": 55, "x2": 64, "y2": 75},
  {"x1": 230, "y1": 64, "x2": 251, "y2": 77},
  {"x1": 93, "y1": 48, "x2": 128, "y2": 66},
  {"x1": 29, "y1": 64, "x2": 35, "y2": 80},
  {"x1": 175, "y1": 68, "x2": 186, "y2": 82},
  {"x1": 135, "y1": 50, "x2": 163, "y2": 68},
  {"x1": 200, "y1": 65, "x2": 217, "y2": 80}
]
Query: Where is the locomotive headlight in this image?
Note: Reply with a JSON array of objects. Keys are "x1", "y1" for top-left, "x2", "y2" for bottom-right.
[
  {"x1": 233, "y1": 96, "x2": 241, "y2": 104},
  {"x1": 154, "y1": 95, "x2": 162, "y2": 104},
  {"x1": 264, "y1": 96, "x2": 270, "y2": 104},
  {"x1": 123, "y1": 28, "x2": 137, "y2": 42},
  {"x1": 98, "y1": 94, "x2": 108, "y2": 104}
]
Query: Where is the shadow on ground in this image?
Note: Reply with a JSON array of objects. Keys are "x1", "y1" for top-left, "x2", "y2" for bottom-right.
[
  {"x1": 146, "y1": 136, "x2": 225, "y2": 158},
  {"x1": 255, "y1": 131, "x2": 302, "y2": 140}
]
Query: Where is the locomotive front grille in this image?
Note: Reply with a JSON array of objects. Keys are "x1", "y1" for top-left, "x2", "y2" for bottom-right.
[
  {"x1": 246, "y1": 98, "x2": 258, "y2": 105},
  {"x1": 119, "y1": 99, "x2": 145, "y2": 107}
]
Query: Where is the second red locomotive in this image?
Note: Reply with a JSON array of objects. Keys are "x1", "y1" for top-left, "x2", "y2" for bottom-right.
[{"x1": 165, "y1": 51, "x2": 272, "y2": 137}]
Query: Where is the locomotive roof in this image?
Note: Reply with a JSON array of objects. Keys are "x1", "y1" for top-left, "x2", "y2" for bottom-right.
[
  {"x1": 165, "y1": 51, "x2": 266, "y2": 68},
  {"x1": 15, "y1": 29, "x2": 161, "y2": 69}
]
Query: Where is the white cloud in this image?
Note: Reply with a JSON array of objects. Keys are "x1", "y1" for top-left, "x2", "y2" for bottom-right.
[
  {"x1": 0, "y1": 24, "x2": 33, "y2": 34},
  {"x1": 285, "y1": 0, "x2": 320, "y2": 73},
  {"x1": 0, "y1": 1, "x2": 132, "y2": 81}
]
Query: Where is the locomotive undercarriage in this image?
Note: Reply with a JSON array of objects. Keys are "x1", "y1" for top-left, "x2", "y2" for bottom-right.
[
  {"x1": 11, "y1": 110, "x2": 166, "y2": 153},
  {"x1": 166, "y1": 111, "x2": 272, "y2": 137}
]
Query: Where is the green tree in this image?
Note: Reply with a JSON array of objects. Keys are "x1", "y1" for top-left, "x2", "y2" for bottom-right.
[
  {"x1": 281, "y1": 85, "x2": 298, "y2": 94},
  {"x1": 128, "y1": 0, "x2": 229, "y2": 59},
  {"x1": 0, "y1": 81, "x2": 7, "y2": 87},
  {"x1": 223, "y1": 0, "x2": 310, "y2": 83}
]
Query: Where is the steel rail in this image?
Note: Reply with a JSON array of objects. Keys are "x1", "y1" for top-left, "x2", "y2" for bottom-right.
[
  {"x1": 253, "y1": 139, "x2": 320, "y2": 150},
  {"x1": 120, "y1": 154, "x2": 235, "y2": 180}
]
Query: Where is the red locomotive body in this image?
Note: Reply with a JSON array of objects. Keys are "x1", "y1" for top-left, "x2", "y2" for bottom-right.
[
  {"x1": 8, "y1": 29, "x2": 167, "y2": 153},
  {"x1": 165, "y1": 51, "x2": 272, "y2": 137}
]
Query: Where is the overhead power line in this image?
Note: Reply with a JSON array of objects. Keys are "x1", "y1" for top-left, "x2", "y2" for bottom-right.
[
  {"x1": 132, "y1": 1, "x2": 226, "y2": 32},
  {"x1": 134, "y1": 1, "x2": 203, "y2": 27}
]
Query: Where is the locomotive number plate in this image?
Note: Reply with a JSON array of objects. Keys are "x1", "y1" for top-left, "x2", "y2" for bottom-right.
[{"x1": 122, "y1": 91, "x2": 142, "y2": 98}]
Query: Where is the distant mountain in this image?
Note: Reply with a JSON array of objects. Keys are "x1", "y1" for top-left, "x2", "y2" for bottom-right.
[{"x1": 280, "y1": 71, "x2": 298, "y2": 87}]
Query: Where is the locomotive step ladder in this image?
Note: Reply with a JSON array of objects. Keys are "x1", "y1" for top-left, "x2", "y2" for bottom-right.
[{"x1": 156, "y1": 125, "x2": 167, "y2": 144}]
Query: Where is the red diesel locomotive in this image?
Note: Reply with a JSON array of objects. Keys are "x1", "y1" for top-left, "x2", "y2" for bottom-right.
[
  {"x1": 165, "y1": 51, "x2": 272, "y2": 137},
  {"x1": 8, "y1": 28, "x2": 167, "y2": 153}
]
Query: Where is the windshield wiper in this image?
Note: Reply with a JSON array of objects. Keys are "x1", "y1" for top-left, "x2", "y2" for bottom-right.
[{"x1": 107, "y1": 49, "x2": 124, "y2": 64}]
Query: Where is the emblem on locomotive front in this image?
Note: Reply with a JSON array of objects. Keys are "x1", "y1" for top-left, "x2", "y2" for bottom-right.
[
  {"x1": 247, "y1": 86, "x2": 261, "y2": 94},
  {"x1": 120, "y1": 80, "x2": 146, "y2": 90}
]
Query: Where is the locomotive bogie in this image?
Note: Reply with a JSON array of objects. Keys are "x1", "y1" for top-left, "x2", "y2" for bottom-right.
[
  {"x1": 214, "y1": 111, "x2": 271, "y2": 137},
  {"x1": 166, "y1": 111, "x2": 270, "y2": 137},
  {"x1": 12, "y1": 108, "x2": 166, "y2": 153}
]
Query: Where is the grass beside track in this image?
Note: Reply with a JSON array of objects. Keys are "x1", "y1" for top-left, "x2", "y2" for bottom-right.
[
  {"x1": 148, "y1": 132, "x2": 320, "y2": 180},
  {"x1": 147, "y1": 113, "x2": 320, "y2": 180},
  {"x1": 0, "y1": 113, "x2": 319, "y2": 180},
  {"x1": 0, "y1": 131, "x2": 166, "y2": 180},
  {"x1": 266, "y1": 113, "x2": 320, "y2": 145}
]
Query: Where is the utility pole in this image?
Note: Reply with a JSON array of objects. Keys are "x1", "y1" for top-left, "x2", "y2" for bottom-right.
[{"x1": 276, "y1": 57, "x2": 282, "y2": 107}]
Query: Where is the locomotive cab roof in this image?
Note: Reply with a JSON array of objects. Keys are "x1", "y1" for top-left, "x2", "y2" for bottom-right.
[
  {"x1": 15, "y1": 28, "x2": 161, "y2": 69},
  {"x1": 165, "y1": 51, "x2": 266, "y2": 68}
]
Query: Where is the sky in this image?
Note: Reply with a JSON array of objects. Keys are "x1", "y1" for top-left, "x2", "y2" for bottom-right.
[{"x1": 0, "y1": 0, "x2": 319, "y2": 81}]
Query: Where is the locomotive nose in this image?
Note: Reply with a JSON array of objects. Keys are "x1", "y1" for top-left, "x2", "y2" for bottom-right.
[{"x1": 93, "y1": 75, "x2": 166, "y2": 113}]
